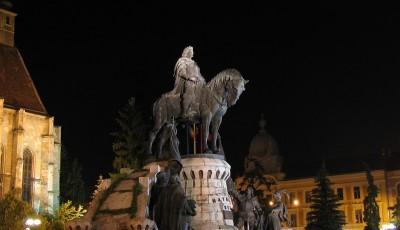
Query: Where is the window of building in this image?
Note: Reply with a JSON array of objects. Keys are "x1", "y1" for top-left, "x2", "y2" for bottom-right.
[
  {"x1": 339, "y1": 210, "x2": 346, "y2": 222},
  {"x1": 337, "y1": 188, "x2": 344, "y2": 200},
  {"x1": 355, "y1": 209, "x2": 363, "y2": 223},
  {"x1": 290, "y1": 192, "x2": 296, "y2": 201},
  {"x1": 354, "y1": 186, "x2": 361, "y2": 199},
  {"x1": 290, "y1": 214, "x2": 297, "y2": 227},
  {"x1": 22, "y1": 149, "x2": 33, "y2": 203},
  {"x1": 305, "y1": 191, "x2": 312, "y2": 203},
  {"x1": 5, "y1": 16, "x2": 10, "y2": 25}
]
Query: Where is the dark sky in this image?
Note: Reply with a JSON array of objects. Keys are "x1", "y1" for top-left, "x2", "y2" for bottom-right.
[{"x1": 10, "y1": 2, "x2": 400, "y2": 186}]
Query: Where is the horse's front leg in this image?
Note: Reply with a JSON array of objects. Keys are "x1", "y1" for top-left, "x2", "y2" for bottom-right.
[
  {"x1": 201, "y1": 113, "x2": 212, "y2": 153},
  {"x1": 210, "y1": 116, "x2": 222, "y2": 153}
]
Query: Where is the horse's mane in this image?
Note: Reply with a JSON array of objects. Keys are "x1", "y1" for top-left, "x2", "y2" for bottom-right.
[{"x1": 206, "y1": 68, "x2": 242, "y2": 91}]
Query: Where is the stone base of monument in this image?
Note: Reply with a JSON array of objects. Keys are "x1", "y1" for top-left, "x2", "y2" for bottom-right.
[
  {"x1": 180, "y1": 154, "x2": 238, "y2": 230},
  {"x1": 66, "y1": 170, "x2": 158, "y2": 230},
  {"x1": 66, "y1": 155, "x2": 238, "y2": 230}
]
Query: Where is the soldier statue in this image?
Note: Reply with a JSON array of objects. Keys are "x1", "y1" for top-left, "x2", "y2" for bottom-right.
[
  {"x1": 236, "y1": 186, "x2": 264, "y2": 230},
  {"x1": 264, "y1": 190, "x2": 289, "y2": 230},
  {"x1": 154, "y1": 160, "x2": 196, "y2": 230}
]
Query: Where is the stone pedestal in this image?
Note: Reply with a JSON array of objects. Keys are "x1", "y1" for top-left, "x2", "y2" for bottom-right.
[{"x1": 181, "y1": 154, "x2": 237, "y2": 230}]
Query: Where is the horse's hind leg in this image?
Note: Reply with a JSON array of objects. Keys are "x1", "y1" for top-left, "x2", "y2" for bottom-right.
[
  {"x1": 148, "y1": 127, "x2": 160, "y2": 155},
  {"x1": 148, "y1": 115, "x2": 164, "y2": 156},
  {"x1": 147, "y1": 99, "x2": 166, "y2": 156},
  {"x1": 156, "y1": 125, "x2": 169, "y2": 159}
]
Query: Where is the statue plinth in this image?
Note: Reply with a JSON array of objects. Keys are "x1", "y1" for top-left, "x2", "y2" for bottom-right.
[{"x1": 180, "y1": 154, "x2": 237, "y2": 230}]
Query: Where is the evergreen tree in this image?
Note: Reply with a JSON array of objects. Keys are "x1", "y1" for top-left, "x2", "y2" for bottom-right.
[
  {"x1": 363, "y1": 164, "x2": 380, "y2": 230},
  {"x1": 390, "y1": 200, "x2": 400, "y2": 229},
  {"x1": 111, "y1": 97, "x2": 147, "y2": 172},
  {"x1": 60, "y1": 145, "x2": 86, "y2": 205},
  {"x1": 306, "y1": 162, "x2": 345, "y2": 230},
  {"x1": 66, "y1": 159, "x2": 86, "y2": 205},
  {"x1": 59, "y1": 144, "x2": 70, "y2": 203}
]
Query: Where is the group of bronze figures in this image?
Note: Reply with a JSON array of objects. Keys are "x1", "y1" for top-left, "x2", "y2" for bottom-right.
[
  {"x1": 148, "y1": 160, "x2": 290, "y2": 230},
  {"x1": 147, "y1": 46, "x2": 248, "y2": 160},
  {"x1": 228, "y1": 178, "x2": 291, "y2": 230}
]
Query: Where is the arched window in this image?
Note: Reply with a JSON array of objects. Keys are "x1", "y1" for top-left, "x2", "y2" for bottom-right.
[{"x1": 22, "y1": 149, "x2": 33, "y2": 203}]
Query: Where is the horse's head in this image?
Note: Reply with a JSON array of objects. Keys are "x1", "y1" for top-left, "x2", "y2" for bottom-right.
[
  {"x1": 207, "y1": 68, "x2": 249, "y2": 106},
  {"x1": 225, "y1": 71, "x2": 248, "y2": 106}
]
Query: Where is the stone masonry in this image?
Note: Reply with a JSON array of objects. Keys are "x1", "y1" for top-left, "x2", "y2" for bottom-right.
[{"x1": 181, "y1": 154, "x2": 237, "y2": 230}]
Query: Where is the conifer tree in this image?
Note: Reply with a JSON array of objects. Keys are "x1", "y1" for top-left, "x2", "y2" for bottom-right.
[
  {"x1": 60, "y1": 145, "x2": 86, "y2": 205},
  {"x1": 111, "y1": 97, "x2": 147, "y2": 172},
  {"x1": 390, "y1": 200, "x2": 400, "y2": 229},
  {"x1": 306, "y1": 162, "x2": 345, "y2": 230},
  {"x1": 363, "y1": 165, "x2": 380, "y2": 230}
]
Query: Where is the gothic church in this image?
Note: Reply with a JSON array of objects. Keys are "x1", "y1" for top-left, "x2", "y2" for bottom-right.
[{"x1": 0, "y1": 5, "x2": 61, "y2": 212}]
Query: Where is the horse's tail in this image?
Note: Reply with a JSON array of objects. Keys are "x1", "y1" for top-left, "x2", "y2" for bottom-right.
[{"x1": 152, "y1": 98, "x2": 159, "y2": 118}]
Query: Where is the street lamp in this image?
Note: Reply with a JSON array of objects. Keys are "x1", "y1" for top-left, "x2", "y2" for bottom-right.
[{"x1": 25, "y1": 218, "x2": 41, "y2": 230}]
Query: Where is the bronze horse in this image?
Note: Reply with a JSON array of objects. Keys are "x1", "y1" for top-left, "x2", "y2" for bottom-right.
[{"x1": 148, "y1": 69, "x2": 248, "y2": 157}]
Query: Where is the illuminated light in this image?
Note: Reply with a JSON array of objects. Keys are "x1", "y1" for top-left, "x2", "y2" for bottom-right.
[
  {"x1": 25, "y1": 218, "x2": 41, "y2": 227},
  {"x1": 269, "y1": 201, "x2": 274, "y2": 206},
  {"x1": 293, "y1": 199, "x2": 299, "y2": 206},
  {"x1": 33, "y1": 219, "x2": 41, "y2": 225},
  {"x1": 381, "y1": 223, "x2": 396, "y2": 230},
  {"x1": 25, "y1": 219, "x2": 34, "y2": 226}
]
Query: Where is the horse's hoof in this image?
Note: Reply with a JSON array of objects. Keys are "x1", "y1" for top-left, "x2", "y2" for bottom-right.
[{"x1": 203, "y1": 149, "x2": 212, "y2": 154}]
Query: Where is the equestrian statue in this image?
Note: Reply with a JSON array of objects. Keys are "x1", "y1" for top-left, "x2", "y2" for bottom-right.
[{"x1": 147, "y1": 46, "x2": 248, "y2": 158}]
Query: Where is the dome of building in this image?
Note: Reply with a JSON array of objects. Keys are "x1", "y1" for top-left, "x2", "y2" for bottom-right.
[
  {"x1": 244, "y1": 114, "x2": 283, "y2": 176},
  {"x1": 248, "y1": 115, "x2": 279, "y2": 157}
]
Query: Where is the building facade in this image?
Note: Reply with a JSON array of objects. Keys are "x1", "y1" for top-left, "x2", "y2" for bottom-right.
[
  {"x1": 0, "y1": 6, "x2": 61, "y2": 212},
  {"x1": 236, "y1": 115, "x2": 399, "y2": 230},
  {"x1": 276, "y1": 169, "x2": 399, "y2": 230}
]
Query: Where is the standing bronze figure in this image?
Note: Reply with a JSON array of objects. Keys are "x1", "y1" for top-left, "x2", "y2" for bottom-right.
[
  {"x1": 264, "y1": 190, "x2": 290, "y2": 230},
  {"x1": 153, "y1": 160, "x2": 196, "y2": 230}
]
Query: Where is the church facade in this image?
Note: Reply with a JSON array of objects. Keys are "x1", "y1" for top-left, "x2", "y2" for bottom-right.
[
  {"x1": 236, "y1": 115, "x2": 399, "y2": 230},
  {"x1": 0, "y1": 6, "x2": 61, "y2": 212}
]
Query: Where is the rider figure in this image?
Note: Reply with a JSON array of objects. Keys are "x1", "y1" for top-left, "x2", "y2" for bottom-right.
[{"x1": 172, "y1": 46, "x2": 206, "y2": 118}]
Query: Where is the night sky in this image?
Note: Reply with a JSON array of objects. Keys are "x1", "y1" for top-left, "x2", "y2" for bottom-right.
[{"x1": 9, "y1": 2, "x2": 400, "y2": 188}]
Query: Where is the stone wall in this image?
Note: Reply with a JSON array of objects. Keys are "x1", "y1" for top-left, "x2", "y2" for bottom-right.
[
  {"x1": 0, "y1": 101, "x2": 61, "y2": 212},
  {"x1": 181, "y1": 155, "x2": 236, "y2": 230}
]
